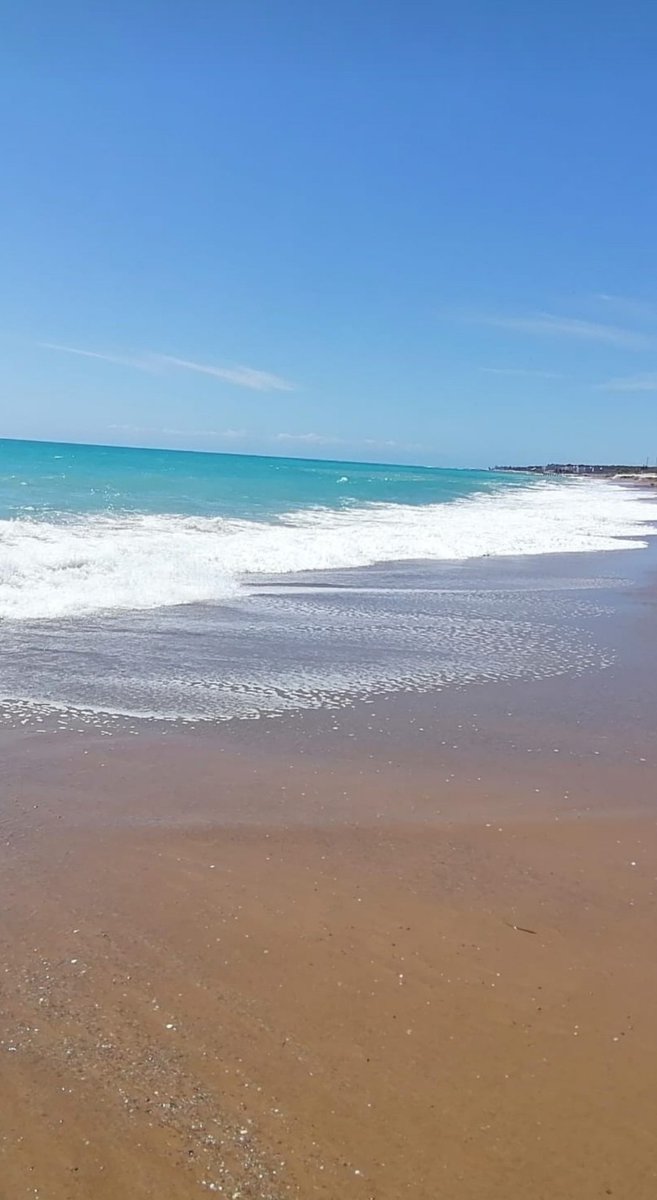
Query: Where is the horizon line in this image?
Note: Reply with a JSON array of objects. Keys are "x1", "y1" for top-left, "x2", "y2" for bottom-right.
[{"x1": 0, "y1": 433, "x2": 470, "y2": 473}]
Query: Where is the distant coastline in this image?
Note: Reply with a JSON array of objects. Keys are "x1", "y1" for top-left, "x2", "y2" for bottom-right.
[{"x1": 493, "y1": 462, "x2": 657, "y2": 479}]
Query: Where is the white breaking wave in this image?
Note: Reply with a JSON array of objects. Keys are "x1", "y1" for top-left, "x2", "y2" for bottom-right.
[{"x1": 0, "y1": 480, "x2": 654, "y2": 621}]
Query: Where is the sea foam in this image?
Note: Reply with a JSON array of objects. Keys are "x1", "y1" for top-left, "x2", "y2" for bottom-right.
[{"x1": 0, "y1": 479, "x2": 653, "y2": 621}]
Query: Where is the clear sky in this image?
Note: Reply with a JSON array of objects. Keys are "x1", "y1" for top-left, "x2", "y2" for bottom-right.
[{"x1": 2, "y1": 1, "x2": 657, "y2": 467}]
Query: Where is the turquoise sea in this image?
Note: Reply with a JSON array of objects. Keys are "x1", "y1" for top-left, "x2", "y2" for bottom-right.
[
  {"x1": 0, "y1": 438, "x2": 654, "y2": 724},
  {"x1": 1, "y1": 437, "x2": 532, "y2": 521}
]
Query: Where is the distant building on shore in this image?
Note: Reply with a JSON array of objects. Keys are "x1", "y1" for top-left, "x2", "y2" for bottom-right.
[{"x1": 493, "y1": 463, "x2": 656, "y2": 476}]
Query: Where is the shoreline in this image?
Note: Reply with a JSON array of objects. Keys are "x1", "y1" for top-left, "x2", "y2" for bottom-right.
[
  {"x1": 3, "y1": 522, "x2": 657, "y2": 732},
  {"x1": 1, "y1": 535, "x2": 657, "y2": 1197}
]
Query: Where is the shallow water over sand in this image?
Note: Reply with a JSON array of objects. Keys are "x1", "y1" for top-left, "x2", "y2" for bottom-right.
[{"x1": 0, "y1": 555, "x2": 635, "y2": 726}]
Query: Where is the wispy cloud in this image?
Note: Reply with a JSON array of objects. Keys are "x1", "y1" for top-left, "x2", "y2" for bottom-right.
[
  {"x1": 594, "y1": 294, "x2": 657, "y2": 323},
  {"x1": 478, "y1": 366, "x2": 563, "y2": 379},
  {"x1": 155, "y1": 355, "x2": 294, "y2": 392},
  {"x1": 273, "y1": 432, "x2": 341, "y2": 445},
  {"x1": 109, "y1": 424, "x2": 249, "y2": 439},
  {"x1": 595, "y1": 373, "x2": 657, "y2": 392},
  {"x1": 40, "y1": 341, "x2": 295, "y2": 392},
  {"x1": 460, "y1": 312, "x2": 654, "y2": 349},
  {"x1": 161, "y1": 427, "x2": 249, "y2": 439},
  {"x1": 273, "y1": 432, "x2": 417, "y2": 451},
  {"x1": 107, "y1": 425, "x2": 414, "y2": 454},
  {"x1": 40, "y1": 343, "x2": 150, "y2": 370},
  {"x1": 362, "y1": 437, "x2": 413, "y2": 450}
]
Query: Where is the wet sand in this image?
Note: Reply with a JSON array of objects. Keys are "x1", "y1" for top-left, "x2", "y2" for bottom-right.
[{"x1": 1, "y1": 548, "x2": 657, "y2": 1199}]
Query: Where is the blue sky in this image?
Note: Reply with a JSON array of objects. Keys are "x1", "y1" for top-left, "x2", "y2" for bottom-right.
[{"x1": 2, "y1": 1, "x2": 657, "y2": 466}]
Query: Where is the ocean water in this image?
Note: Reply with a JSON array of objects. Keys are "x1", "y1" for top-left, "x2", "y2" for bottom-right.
[{"x1": 0, "y1": 438, "x2": 655, "y2": 725}]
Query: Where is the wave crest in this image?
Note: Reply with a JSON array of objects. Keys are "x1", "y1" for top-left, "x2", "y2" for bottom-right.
[{"x1": 0, "y1": 480, "x2": 653, "y2": 621}]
